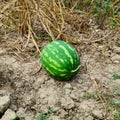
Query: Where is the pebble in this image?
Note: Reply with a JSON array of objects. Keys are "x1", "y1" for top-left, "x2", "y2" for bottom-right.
[
  {"x1": 61, "y1": 97, "x2": 75, "y2": 109},
  {"x1": 0, "y1": 96, "x2": 10, "y2": 113},
  {"x1": 64, "y1": 83, "x2": 72, "y2": 89},
  {"x1": 113, "y1": 46, "x2": 120, "y2": 54},
  {"x1": 92, "y1": 109, "x2": 103, "y2": 119},
  {"x1": 85, "y1": 115, "x2": 94, "y2": 120},
  {"x1": 111, "y1": 54, "x2": 120, "y2": 63},
  {"x1": 60, "y1": 109, "x2": 68, "y2": 118},
  {"x1": 49, "y1": 115, "x2": 61, "y2": 120},
  {"x1": 0, "y1": 109, "x2": 16, "y2": 120},
  {"x1": 33, "y1": 75, "x2": 49, "y2": 89},
  {"x1": 79, "y1": 100, "x2": 96, "y2": 112},
  {"x1": 16, "y1": 107, "x2": 34, "y2": 120}
]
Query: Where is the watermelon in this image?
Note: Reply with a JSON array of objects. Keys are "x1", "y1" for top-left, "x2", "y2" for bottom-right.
[{"x1": 40, "y1": 40, "x2": 80, "y2": 80}]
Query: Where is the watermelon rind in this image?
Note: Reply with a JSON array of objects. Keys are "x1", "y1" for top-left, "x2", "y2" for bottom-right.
[{"x1": 40, "y1": 40, "x2": 81, "y2": 80}]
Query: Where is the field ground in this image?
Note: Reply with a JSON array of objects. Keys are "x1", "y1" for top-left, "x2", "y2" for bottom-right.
[{"x1": 0, "y1": 0, "x2": 120, "y2": 120}]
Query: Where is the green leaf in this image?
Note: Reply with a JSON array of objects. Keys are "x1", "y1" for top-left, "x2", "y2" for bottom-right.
[
  {"x1": 109, "y1": 99, "x2": 120, "y2": 105},
  {"x1": 114, "y1": 91, "x2": 120, "y2": 96},
  {"x1": 92, "y1": 7, "x2": 100, "y2": 14},
  {"x1": 94, "y1": 0, "x2": 101, "y2": 5},
  {"x1": 47, "y1": 36, "x2": 53, "y2": 41},
  {"x1": 36, "y1": 107, "x2": 53, "y2": 120},
  {"x1": 112, "y1": 73, "x2": 120, "y2": 80},
  {"x1": 12, "y1": 117, "x2": 19, "y2": 120},
  {"x1": 36, "y1": 112, "x2": 47, "y2": 120}
]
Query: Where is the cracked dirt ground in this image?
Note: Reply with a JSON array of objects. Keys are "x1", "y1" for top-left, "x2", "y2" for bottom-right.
[{"x1": 0, "y1": 27, "x2": 120, "y2": 120}]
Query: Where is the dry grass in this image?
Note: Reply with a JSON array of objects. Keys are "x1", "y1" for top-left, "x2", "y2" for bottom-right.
[
  {"x1": 0, "y1": 0, "x2": 91, "y2": 53},
  {"x1": 38, "y1": 0, "x2": 66, "y2": 40},
  {"x1": 0, "y1": 0, "x2": 119, "y2": 63},
  {"x1": 0, "y1": 0, "x2": 119, "y2": 61}
]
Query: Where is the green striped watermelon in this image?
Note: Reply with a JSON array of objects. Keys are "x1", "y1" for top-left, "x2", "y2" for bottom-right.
[{"x1": 40, "y1": 40, "x2": 80, "y2": 80}]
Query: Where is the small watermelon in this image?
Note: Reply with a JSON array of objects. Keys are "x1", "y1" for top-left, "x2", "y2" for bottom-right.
[{"x1": 40, "y1": 40, "x2": 80, "y2": 80}]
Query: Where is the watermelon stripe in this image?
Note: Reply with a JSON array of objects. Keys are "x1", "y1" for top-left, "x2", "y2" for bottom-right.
[
  {"x1": 46, "y1": 67, "x2": 55, "y2": 76},
  {"x1": 53, "y1": 42, "x2": 74, "y2": 65},
  {"x1": 59, "y1": 45, "x2": 74, "y2": 65},
  {"x1": 41, "y1": 56, "x2": 55, "y2": 76},
  {"x1": 41, "y1": 54, "x2": 67, "y2": 72},
  {"x1": 46, "y1": 45, "x2": 72, "y2": 70},
  {"x1": 50, "y1": 46, "x2": 73, "y2": 69},
  {"x1": 66, "y1": 44, "x2": 80, "y2": 67},
  {"x1": 74, "y1": 50, "x2": 80, "y2": 66},
  {"x1": 66, "y1": 44, "x2": 75, "y2": 52},
  {"x1": 71, "y1": 65, "x2": 81, "y2": 73},
  {"x1": 53, "y1": 41, "x2": 79, "y2": 70},
  {"x1": 41, "y1": 58, "x2": 70, "y2": 79},
  {"x1": 48, "y1": 57, "x2": 61, "y2": 68},
  {"x1": 46, "y1": 46, "x2": 67, "y2": 65},
  {"x1": 48, "y1": 44, "x2": 59, "y2": 53},
  {"x1": 59, "y1": 73, "x2": 67, "y2": 77}
]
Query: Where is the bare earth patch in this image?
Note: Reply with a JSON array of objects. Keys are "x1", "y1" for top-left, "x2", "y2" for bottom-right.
[{"x1": 0, "y1": 26, "x2": 120, "y2": 120}]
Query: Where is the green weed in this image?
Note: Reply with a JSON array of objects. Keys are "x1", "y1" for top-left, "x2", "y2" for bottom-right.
[
  {"x1": 114, "y1": 110, "x2": 120, "y2": 120},
  {"x1": 63, "y1": 0, "x2": 120, "y2": 28},
  {"x1": 108, "y1": 99, "x2": 120, "y2": 106},
  {"x1": 115, "y1": 38, "x2": 120, "y2": 46},
  {"x1": 91, "y1": 0, "x2": 119, "y2": 28},
  {"x1": 12, "y1": 116, "x2": 19, "y2": 120},
  {"x1": 112, "y1": 73, "x2": 120, "y2": 80},
  {"x1": 107, "y1": 98, "x2": 120, "y2": 120},
  {"x1": 114, "y1": 91, "x2": 120, "y2": 96},
  {"x1": 36, "y1": 107, "x2": 53, "y2": 120},
  {"x1": 83, "y1": 92, "x2": 100, "y2": 99}
]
